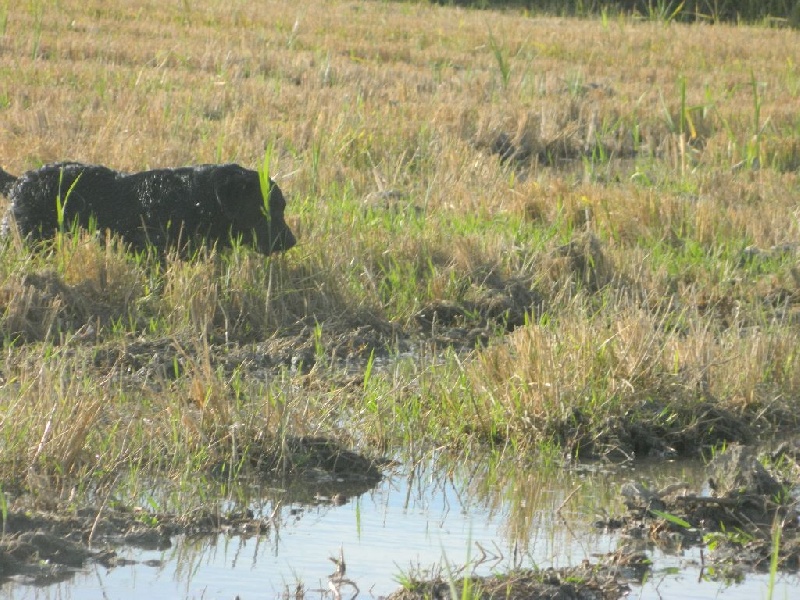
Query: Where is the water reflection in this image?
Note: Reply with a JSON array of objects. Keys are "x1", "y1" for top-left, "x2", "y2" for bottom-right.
[{"x1": 1, "y1": 457, "x2": 796, "y2": 599}]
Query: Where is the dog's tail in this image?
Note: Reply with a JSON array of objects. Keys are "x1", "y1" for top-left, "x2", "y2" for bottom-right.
[{"x1": 0, "y1": 167, "x2": 17, "y2": 196}]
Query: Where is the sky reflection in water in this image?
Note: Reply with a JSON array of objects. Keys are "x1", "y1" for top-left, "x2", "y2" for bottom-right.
[{"x1": 2, "y1": 459, "x2": 797, "y2": 599}]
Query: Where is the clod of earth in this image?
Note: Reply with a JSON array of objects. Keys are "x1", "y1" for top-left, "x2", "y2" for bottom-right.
[
  {"x1": 387, "y1": 554, "x2": 645, "y2": 600},
  {"x1": 599, "y1": 443, "x2": 800, "y2": 573}
]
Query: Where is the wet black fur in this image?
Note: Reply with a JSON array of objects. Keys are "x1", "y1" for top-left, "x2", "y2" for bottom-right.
[{"x1": 2, "y1": 162, "x2": 296, "y2": 255}]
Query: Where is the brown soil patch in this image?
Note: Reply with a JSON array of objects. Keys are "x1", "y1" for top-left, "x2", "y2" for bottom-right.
[
  {"x1": 598, "y1": 443, "x2": 800, "y2": 575},
  {"x1": 388, "y1": 552, "x2": 645, "y2": 600}
]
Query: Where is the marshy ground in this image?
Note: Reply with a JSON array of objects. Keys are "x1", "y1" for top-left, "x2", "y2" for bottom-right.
[{"x1": 0, "y1": 0, "x2": 799, "y2": 596}]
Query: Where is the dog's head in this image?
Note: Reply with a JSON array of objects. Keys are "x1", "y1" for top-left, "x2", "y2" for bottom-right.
[{"x1": 212, "y1": 165, "x2": 296, "y2": 255}]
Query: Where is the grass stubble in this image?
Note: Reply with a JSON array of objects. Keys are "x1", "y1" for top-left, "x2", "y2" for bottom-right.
[{"x1": 0, "y1": 0, "x2": 800, "y2": 589}]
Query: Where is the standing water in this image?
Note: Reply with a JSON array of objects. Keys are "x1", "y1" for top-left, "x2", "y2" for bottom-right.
[{"x1": 1, "y1": 457, "x2": 796, "y2": 599}]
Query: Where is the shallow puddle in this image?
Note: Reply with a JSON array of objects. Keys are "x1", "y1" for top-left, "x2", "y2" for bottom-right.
[{"x1": 1, "y1": 457, "x2": 797, "y2": 599}]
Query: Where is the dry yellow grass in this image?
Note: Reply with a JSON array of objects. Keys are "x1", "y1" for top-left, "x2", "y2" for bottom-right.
[{"x1": 3, "y1": 2, "x2": 798, "y2": 258}]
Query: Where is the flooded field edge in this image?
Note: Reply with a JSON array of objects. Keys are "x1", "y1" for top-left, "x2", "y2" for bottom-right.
[{"x1": 1, "y1": 441, "x2": 799, "y2": 599}]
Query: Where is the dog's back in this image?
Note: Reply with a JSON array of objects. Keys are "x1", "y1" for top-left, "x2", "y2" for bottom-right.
[
  {"x1": 5, "y1": 162, "x2": 296, "y2": 255},
  {"x1": 9, "y1": 163, "x2": 135, "y2": 240}
]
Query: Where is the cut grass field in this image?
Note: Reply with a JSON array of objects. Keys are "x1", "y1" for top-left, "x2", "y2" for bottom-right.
[{"x1": 0, "y1": 0, "x2": 799, "y2": 517}]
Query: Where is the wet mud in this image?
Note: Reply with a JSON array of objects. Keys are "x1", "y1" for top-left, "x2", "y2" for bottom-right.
[
  {"x1": 392, "y1": 443, "x2": 799, "y2": 600},
  {"x1": 598, "y1": 443, "x2": 800, "y2": 577},
  {"x1": 0, "y1": 435, "x2": 384, "y2": 585},
  {"x1": 387, "y1": 551, "x2": 647, "y2": 600}
]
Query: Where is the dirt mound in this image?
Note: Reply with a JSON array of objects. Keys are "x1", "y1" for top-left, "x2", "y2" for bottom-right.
[
  {"x1": 416, "y1": 275, "x2": 544, "y2": 346},
  {"x1": 387, "y1": 552, "x2": 644, "y2": 600},
  {"x1": 598, "y1": 443, "x2": 800, "y2": 574}
]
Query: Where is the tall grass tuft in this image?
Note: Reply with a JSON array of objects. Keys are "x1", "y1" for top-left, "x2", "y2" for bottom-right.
[
  {"x1": 487, "y1": 28, "x2": 511, "y2": 90},
  {"x1": 767, "y1": 516, "x2": 782, "y2": 600}
]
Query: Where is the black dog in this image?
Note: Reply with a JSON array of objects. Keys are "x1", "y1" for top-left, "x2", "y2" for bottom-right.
[{"x1": 1, "y1": 162, "x2": 296, "y2": 255}]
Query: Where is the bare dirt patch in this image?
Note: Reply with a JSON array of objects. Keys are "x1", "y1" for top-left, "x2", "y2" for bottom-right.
[
  {"x1": 388, "y1": 552, "x2": 646, "y2": 600},
  {"x1": 598, "y1": 443, "x2": 800, "y2": 576}
]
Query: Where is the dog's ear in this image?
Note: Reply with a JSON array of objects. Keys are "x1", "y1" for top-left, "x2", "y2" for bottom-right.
[{"x1": 212, "y1": 167, "x2": 254, "y2": 219}]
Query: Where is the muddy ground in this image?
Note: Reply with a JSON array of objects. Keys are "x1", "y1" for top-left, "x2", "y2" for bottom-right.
[
  {"x1": 0, "y1": 438, "x2": 384, "y2": 586},
  {"x1": 2, "y1": 235, "x2": 800, "y2": 594},
  {"x1": 388, "y1": 443, "x2": 800, "y2": 600},
  {"x1": 598, "y1": 443, "x2": 800, "y2": 577}
]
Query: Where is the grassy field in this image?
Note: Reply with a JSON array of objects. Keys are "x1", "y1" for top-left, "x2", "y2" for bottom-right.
[{"x1": 0, "y1": 0, "x2": 799, "y2": 515}]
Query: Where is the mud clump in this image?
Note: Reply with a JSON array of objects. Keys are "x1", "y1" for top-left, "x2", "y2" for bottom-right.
[
  {"x1": 599, "y1": 443, "x2": 800, "y2": 574},
  {"x1": 281, "y1": 436, "x2": 384, "y2": 482},
  {"x1": 388, "y1": 553, "x2": 644, "y2": 600},
  {"x1": 0, "y1": 532, "x2": 91, "y2": 585},
  {"x1": 416, "y1": 275, "x2": 544, "y2": 346},
  {"x1": 550, "y1": 231, "x2": 614, "y2": 293}
]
